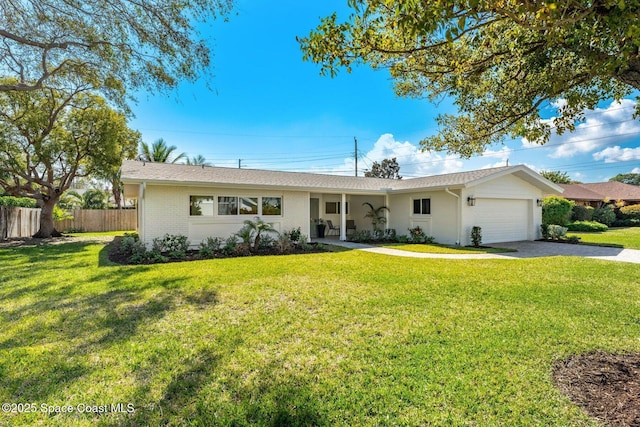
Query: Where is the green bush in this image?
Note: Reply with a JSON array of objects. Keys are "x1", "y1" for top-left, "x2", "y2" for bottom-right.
[
  {"x1": 612, "y1": 218, "x2": 640, "y2": 227},
  {"x1": 0, "y1": 196, "x2": 37, "y2": 208},
  {"x1": 571, "y1": 205, "x2": 594, "y2": 222},
  {"x1": 542, "y1": 196, "x2": 574, "y2": 226},
  {"x1": 592, "y1": 205, "x2": 616, "y2": 226},
  {"x1": 198, "y1": 237, "x2": 222, "y2": 258},
  {"x1": 348, "y1": 229, "x2": 372, "y2": 243},
  {"x1": 152, "y1": 234, "x2": 190, "y2": 260},
  {"x1": 620, "y1": 204, "x2": 640, "y2": 220},
  {"x1": 471, "y1": 226, "x2": 482, "y2": 247},
  {"x1": 407, "y1": 226, "x2": 435, "y2": 244},
  {"x1": 547, "y1": 225, "x2": 568, "y2": 240},
  {"x1": 567, "y1": 221, "x2": 608, "y2": 232},
  {"x1": 540, "y1": 224, "x2": 549, "y2": 239}
]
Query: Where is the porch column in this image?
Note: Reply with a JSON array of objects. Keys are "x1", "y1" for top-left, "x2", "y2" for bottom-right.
[{"x1": 340, "y1": 193, "x2": 347, "y2": 241}]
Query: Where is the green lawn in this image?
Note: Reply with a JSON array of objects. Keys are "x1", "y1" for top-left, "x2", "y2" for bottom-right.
[
  {"x1": 1, "y1": 240, "x2": 639, "y2": 426},
  {"x1": 568, "y1": 227, "x2": 640, "y2": 249},
  {"x1": 380, "y1": 243, "x2": 515, "y2": 254}
]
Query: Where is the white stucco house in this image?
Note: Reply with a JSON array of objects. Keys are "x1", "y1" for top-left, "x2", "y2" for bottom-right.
[{"x1": 121, "y1": 160, "x2": 563, "y2": 246}]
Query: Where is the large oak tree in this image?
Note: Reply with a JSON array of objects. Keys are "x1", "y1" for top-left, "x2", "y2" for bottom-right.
[
  {"x1": 0, "y1": 83, "x2": 140, "y2": 237},
  {"x1": 0, "y1": 0, "x2": 232, "y2": 103},
  {"x1": 299, "y1": 1, "x2": 640, "y2": 157}
]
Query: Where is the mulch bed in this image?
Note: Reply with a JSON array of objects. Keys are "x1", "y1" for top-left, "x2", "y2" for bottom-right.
[
  {"x1": 554, "y1": 351, "x2": 640, "y2": 426},
  {"x1": 107, "y1": 236, "x2": 330, "y2": 265}
]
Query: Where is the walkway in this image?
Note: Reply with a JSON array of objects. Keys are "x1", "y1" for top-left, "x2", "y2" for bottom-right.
[{"x1": 314, "y1": 238, "x2": 640, "y2": 264}]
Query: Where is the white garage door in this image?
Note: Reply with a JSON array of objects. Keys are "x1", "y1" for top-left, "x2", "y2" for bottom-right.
[{"x1": 474, "y1": 198, "x2": 529, "y2": 243}]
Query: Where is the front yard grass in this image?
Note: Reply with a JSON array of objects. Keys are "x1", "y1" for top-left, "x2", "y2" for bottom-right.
[
  {"x1": 379, "y1": 243, "x2": 515, "y2": 254},
  {"x1": 1, "y1": 240, "x2": 639, "y2": 425},
  {"x1": 568, "y1": 227, "x2": 640, "y2": 249}
]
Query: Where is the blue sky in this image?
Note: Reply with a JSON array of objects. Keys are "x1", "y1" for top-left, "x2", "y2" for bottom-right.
[{"x1": 129, "y1": 0, "x2": 640, "y2": 182}]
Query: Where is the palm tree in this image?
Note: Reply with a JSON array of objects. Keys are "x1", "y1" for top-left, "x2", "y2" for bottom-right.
[
  {"x1": 186, "y1": 155, "x2": 211, "y2": 166},
  {"x1": 243, "y1": 217, "x2": 277, "y2": 249},
  {"x1": 362, "y1": 202, "x2": 390, "y2": 231},
  {"x1": 139, "y1": 138, "x2": 186, "y2": 163}
]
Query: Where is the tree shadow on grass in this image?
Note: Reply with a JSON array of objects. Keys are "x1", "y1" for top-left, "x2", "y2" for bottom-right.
[
  {"x1": 109, "y1": 346, "x2": 326, "y2": 427},
  {"x1": 0, "y1": 269, "x2": 203, "y2": 405}
]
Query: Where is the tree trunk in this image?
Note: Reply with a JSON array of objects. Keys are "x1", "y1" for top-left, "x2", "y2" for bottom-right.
[
  {"x1": 33, "y1": 197, "x2": 62, "y2": 238},
  {"x1": 617, "y1": 57, "x2": 640, "y2": 90}
]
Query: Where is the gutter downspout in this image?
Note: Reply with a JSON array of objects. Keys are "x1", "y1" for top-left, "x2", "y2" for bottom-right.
[{"x1": 445, "y1": 187, "x2": 461, "y2": 245}]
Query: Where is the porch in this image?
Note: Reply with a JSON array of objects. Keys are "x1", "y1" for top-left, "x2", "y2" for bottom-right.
[{"x1": 308, "y1": 193, "x2": 386, "y2": 241}]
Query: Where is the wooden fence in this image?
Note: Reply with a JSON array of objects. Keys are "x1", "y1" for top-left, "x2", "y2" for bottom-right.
[
  {"x1": 0, "y1": 206, "x2": 41, "y2": 238},
  {"x1": 55, "y1": 209, "x2": 137, "y2": 232},
  {"x1": 0, "y1": 207, "x2": 136, "y2": 238}
]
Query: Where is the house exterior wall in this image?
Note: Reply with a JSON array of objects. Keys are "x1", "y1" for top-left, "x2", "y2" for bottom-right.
[
  {"x1": 461, "y1": 175, "x2": 543, "y2": 244},
  {"x1": 140, "y1": 184, "x2": 309, "y2": 246},
  {"x1": 387, "y1": 190, "x2": 459, "y2": 244}
]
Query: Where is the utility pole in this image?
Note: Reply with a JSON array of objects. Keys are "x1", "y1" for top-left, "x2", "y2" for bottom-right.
[
  {"x1": 354, "y1": 137, "x2": 358, "y2": 177},
  {"x1": 238, "y1": 159, "x2": 242, "y2": 169}
]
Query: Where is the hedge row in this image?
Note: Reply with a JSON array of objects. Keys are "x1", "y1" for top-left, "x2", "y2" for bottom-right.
[{"x1": 0, "y1": 196, "x2": 37, "y2": 208}]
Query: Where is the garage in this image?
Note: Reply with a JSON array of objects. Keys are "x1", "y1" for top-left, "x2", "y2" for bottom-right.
[{"x1": 474, "y1": 198, "x2": 530, "y2": 243}]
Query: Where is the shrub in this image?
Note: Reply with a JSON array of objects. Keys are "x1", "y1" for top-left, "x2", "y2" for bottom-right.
[
  {"x1": 547, "y1": 225, "x2": 568, "y2": 240},
  {"x1": 407, "y1": 226, "x2": 435, "y2": 244},
  {"x1": 0, "y1": 196, "x2": 37, "y2": 208},
  {"x1": 397, "y1": 235, "x2": 409, "y2": 243},
  {"x1": 257, "y1": 234, "x2": 275, "y2": 249},
  {"x1": 276, "y1": 233, "x2": 293, "y2": 253},
  {"x1": 285, "y1": 227, "x2": 302, "y2": 243},
  {"x1": 348, "y1": 230, "x2": 372, "y2": 243},
  {"x1": 566, "y1": 235, "x2": 581, "y2": 244},
  {"x1": 620, "y1": 204, "x2": 640, "y2": 220},
  {"x1": 612, "y1": 218, "x2": 640, "y2": 227},
  {"x1": 384, "y1": 228, "x2": 397, "y2": 241},
  {"x1": 222, "y1": 236, "x2": 237, "y2": 256},
  {"x1": 571, "y1": 205, "x2": 594, "y2": 222},
  {"x1": 297, "y1": 234, "x2": 312, "y2": 250},
  {"x1": 152, "y1": 234, "x2": 190, "y2": 259},
  {"x1": 540, "y1": 223, "x2": 549, "y2": 239},
  {"x1": 542, "y1": 196, "x2": 574, "y2": 226},
  {"x1": 471, "y1": 226, "x2": 482, "y2": 247},
  {"x1": 592, "y1": 205, "x2": 616, "y2": 226},
  {"x1": 198, "y1": 237, "x2": 222, "y2": 258},
  {"x1": 119, "y1": 234, "x2": 155, "y2": 264},
  {"x1": 567, "y1": 221, "x2": 608, "y2": 232}
]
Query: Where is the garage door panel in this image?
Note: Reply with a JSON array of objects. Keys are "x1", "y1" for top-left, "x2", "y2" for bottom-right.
[{"x1": 475, "y1": 199, "x2": 529, "y2": 243}]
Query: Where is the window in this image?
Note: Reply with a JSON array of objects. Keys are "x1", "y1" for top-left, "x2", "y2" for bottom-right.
[
  {"x1": 413, "y1": 198, "x2": 431, "y2": 215},
  {"x1": 218, "y1": 196, "x2": 238, "y2": 215},
  {"x1": 239, "y1": 197, "x2": 258, "y2": 215},
  {"x1": 190, "y1": 196, "x2": 214, "y2": 216},
  {"x1": 325, "y1": 202, "x2": 348, "y2": 214},
  {"x1": 262, "y1": 197, "x2": 282, "y2": 215}
]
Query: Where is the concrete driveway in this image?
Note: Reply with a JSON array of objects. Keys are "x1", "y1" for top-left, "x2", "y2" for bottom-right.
[
  {"x1": 494, "y1": 241, "x2": 640, "y2": 264},
  {"x1": 318, "y1": 238, "x2": 640, "y2": 264}
]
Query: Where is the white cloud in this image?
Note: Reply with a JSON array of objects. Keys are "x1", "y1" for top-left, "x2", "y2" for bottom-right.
[
  {"x1": 521, "y1": 99, "x2": 640, "y2": 158},
  {"x1": 329, "y1": 133, "x2": 464, "y2": 177},
  {"x1": 593, "y1": 145, "x2": 640, "y2": 163}
]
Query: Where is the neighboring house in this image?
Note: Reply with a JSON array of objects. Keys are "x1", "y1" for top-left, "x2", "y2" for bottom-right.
[
  {"x1": 121, "y1": 160, "x2": 562, "y2": 246},
  {"x1": 558, "y1": 182, "x2": 640, "y2": 207}
]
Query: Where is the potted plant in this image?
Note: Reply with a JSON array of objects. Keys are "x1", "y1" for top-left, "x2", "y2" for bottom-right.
[{"x1": 314, "y1": 218, "x2": 326, "y2": 238}]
